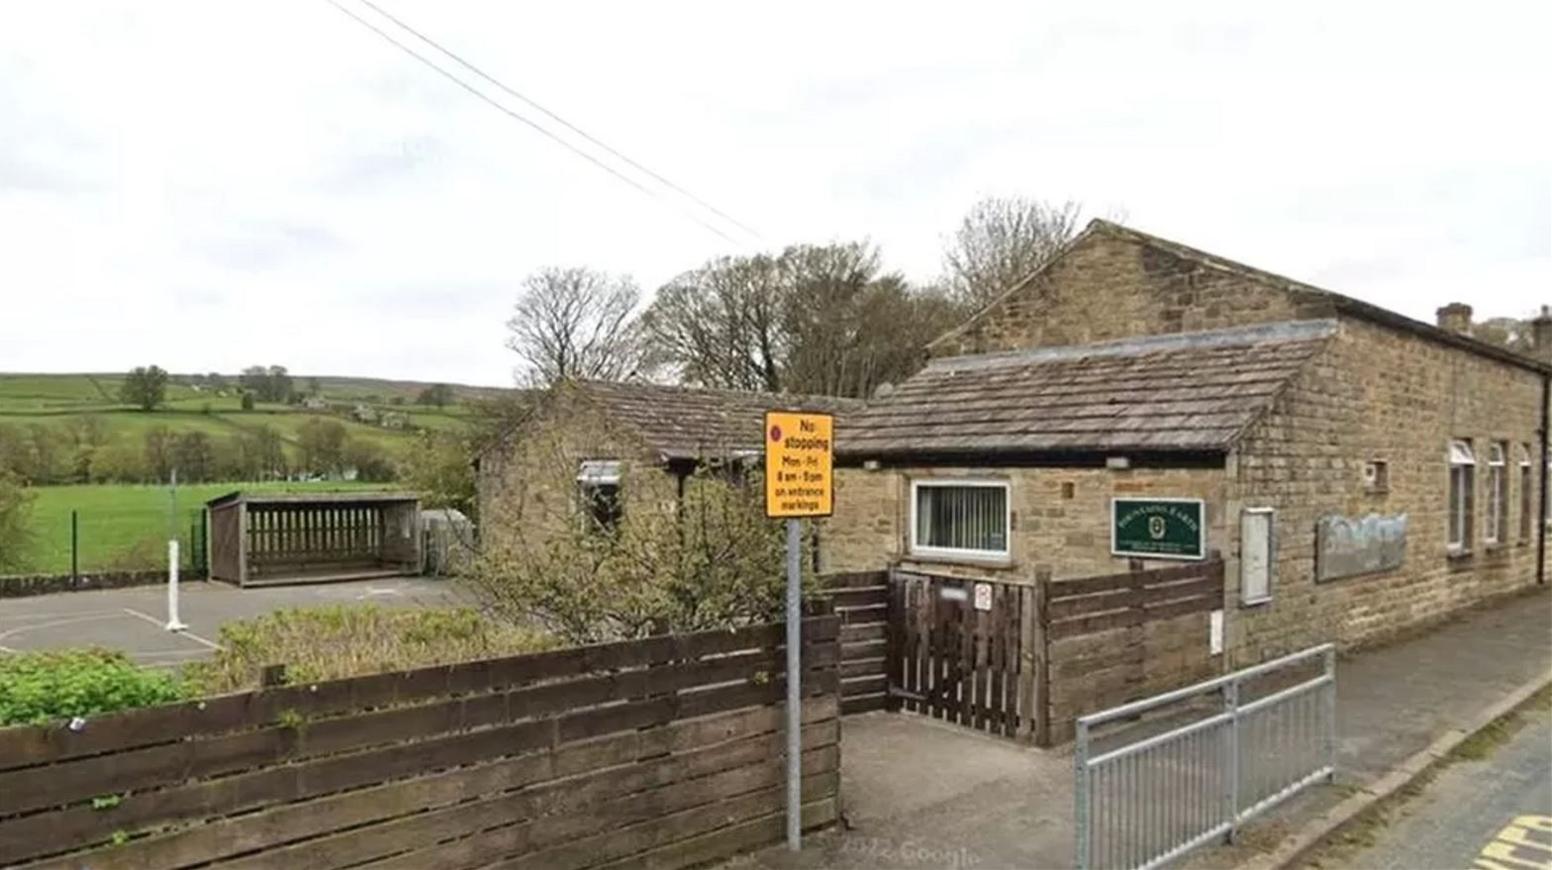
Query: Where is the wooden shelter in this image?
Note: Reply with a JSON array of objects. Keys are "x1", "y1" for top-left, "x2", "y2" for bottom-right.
[{"x1": 206, "y1": 491, "x2": 422, "y2": 587}]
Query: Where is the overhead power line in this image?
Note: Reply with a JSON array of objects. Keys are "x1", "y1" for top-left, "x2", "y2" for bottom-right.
[
  {"x1": 353, "y1": 0, "x2": 763, "y2": 241},
  {"x1": 323, "y1": 0, "x2": 745, "y2": 244}
]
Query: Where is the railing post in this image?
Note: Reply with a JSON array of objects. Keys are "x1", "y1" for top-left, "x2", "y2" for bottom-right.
[
  {"x1": 1323, "y1": 646, "x2": 1337, "y2": 781},
  {"x1": 1223, "y1": 679, "x2": 1240, "y2": 842},
  {"x1": 1075, "y1": 717, "x2": 1091, "y2": 870}
]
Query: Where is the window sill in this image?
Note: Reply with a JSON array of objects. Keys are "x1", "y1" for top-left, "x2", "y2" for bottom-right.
[
  {"x1": 1240, "y1": 596, "x2": 1273, "y2": 609},
  {"x1": 902, "y1": 552, "x2": 1016, "y2": 572},
  {"x1": 1445, "y1": 547, "x2": 1474, "y2": 563}
]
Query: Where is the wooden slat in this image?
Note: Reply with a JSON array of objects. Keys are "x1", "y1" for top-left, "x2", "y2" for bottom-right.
[
  {"x1": 0, "y1": 617, "x2": 840, "y2": 772},
  {"x1": 1046, "y1": 575, "x2": 1223, "y2": 620},
  {"x1": 0, "y1": 700, "x2": 838, "y2": 867},
  {"x1": 0, "y1": 646, "x2": 836, "y2": 819},
  {"x1": 1046, "y1": 561, "x2": 1216, "y2": 600}
]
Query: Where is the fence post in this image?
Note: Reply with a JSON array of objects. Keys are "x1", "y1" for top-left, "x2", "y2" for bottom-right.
[
  {"x1": 1032, "y1": 567, "x2": 1051, "y2": 745},
  {"x1": 1074, "y1": 717, "x2": 1091, "y2": 870},
  {"x1": 1323, "y1": 646, "x2": 1337, "y2": 781},
  {"x1": 885, "y1": 567, "x2": 903, "y2": 713},
  {"x1": 70, "y1": 510, "x2": 78, "y2": 581},
  {"x1": 1223, "y1": 679, "x2": 1240, "y2": 842}
]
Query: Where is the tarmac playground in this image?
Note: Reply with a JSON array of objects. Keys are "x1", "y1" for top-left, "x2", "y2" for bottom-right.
[{"x1": 0, "y1": 577, "x2": 464, "y2": 666}]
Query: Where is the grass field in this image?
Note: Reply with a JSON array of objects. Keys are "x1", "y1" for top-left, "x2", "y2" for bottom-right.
[
  {"x1": 0, "y1": 373, "x2": 494, "y2": 477},
  {"x1": 15, "y1": 481, "x2": 397, "y2": 575}
]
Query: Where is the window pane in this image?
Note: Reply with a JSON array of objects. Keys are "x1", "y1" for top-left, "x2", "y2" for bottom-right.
[
  {"x1": 916, "y1": 485, "x2": 1007, "y2": 553},
  {"x1": 1448, "y1": 466, "x2": 1463, "y2": 547}
]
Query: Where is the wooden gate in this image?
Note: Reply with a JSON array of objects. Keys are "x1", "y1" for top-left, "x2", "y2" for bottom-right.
[{"x1": 887, "y1": 571, "x2": 1040, "y2": 741}]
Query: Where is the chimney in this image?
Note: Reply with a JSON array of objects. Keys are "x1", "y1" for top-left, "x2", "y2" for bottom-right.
[
  {"x1": 1533, "y1": 305, "x2": 1552, "y2": 363},
  {"x1": 1435, "y1": 302, "x2": 1473, "y2": 335}
]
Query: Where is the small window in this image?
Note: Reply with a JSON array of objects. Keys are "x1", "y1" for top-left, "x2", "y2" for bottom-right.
[
  {"x1": 1521, "y1": 445, "x2": 1535, "y2": 542},
  {"x1": 910, "y1": 480, "x2": 1010, "y2": 560},
  {"x1": 1364, "y1": 459, "x2": 1390, "y2": 493},
  {"x1": 1447, "y1": 440, "x2": 1475, "y2": 553},
  {"x1": 577, "y1": 460, "x2": 622, "y2": 532},
  {"x1": 1485, "y1": 443, "x2": 1507, "y2": 546}
]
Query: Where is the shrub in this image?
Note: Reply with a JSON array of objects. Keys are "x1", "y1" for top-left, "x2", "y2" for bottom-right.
[
  {"x1": 184, "y1": 605, "x2": 555, "y2": 695},
  {"x1": 0, "y1": 649, "x2": 188, "y2": 727},
  {"x1": 0, "y1": 471, "x2": 34, "y2": 573}
]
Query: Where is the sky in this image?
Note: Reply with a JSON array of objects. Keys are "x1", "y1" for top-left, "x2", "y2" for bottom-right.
[{"x1": 1, "y1": 1, "x2": 1548, "y2": 387}]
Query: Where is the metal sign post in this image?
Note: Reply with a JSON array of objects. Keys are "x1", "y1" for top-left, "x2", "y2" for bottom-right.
[{"x1": 763, "y1": 410, "x2": 834, "y2": 852}]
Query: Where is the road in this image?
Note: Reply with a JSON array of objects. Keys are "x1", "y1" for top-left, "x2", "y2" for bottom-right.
[{"x1": 1301, "y1": 702, "x2": 1552, "y2": 870}]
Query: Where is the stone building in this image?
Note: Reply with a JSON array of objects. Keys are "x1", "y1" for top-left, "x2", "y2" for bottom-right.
[
  {"x1": 825, "y1": 219, "x2": 1547, "y2": 665},
  {"x1": 475, "y1": 379, "x2": 859, "y2": 555}
]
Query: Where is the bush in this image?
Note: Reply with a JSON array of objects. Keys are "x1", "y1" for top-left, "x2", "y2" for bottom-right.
[
  {"x1": 0, "y1": 471, "x2": 35, "y2": 573},
  {"x1": 184, "y1": 605, "x2": 555, "y2": 695},
  {"x1": 0, "y1": 649, "x2": 188, "y2": 727}
]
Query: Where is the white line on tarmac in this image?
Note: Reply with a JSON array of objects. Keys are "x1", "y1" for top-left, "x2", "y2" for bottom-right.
[
  {"x1": 0, "y1": 612, "x2": 128, "y2": 642},
  {"x1": 0, "y1": 609, "x2": 124, "y2": 623},
  {"x1": 121, "y1": 608, "x2": 223, "y2": 651}
]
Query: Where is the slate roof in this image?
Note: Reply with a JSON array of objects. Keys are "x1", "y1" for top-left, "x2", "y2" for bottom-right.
[
  {"x1": 576, "y1": 380, "x2": 863, "y2": 461},
  {"x1": 933, "y1": 219, "x2": 1548, "y2": 375},
  {"x1": 838, "y1": 320, "x2": 1337, "y2": 459}
]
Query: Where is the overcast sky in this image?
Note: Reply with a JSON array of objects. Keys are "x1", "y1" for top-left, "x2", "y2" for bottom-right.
[{"x1": 2, "y1": 1, "x2": 1547, "y2": 386}]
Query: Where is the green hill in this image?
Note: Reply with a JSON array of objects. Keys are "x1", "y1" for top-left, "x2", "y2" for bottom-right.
[{"x1": 0, "y1": 372, "x2": 508, "y2": 486}]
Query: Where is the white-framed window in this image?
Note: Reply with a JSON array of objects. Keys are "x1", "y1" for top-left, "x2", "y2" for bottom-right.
[
  {"x1": 1448, "y1": 440, "x2": 1475, "y2": 553},
  {"x1": 1521, "y1": 444, "x2": 1535, "y2": 542},
  {"x1": 1485, "y1": 443, "x2": 1507, "y2": 546},
  {"x1": 577, "y1": 460, "x2": 622, "y2": 532},
  {"x1": 910, "y1": 479, "x2": 1010, "y2": 560}
]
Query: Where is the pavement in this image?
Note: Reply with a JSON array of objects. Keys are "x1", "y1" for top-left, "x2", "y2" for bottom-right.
[
  {"x1": 0, "y1": 577, "x2": 468, "y2": 665},
  {"x1": 730, "y1": 588, "x2": 1551, "y2": 870},
  {"x1": 1293, "y1": 703, "x2": 1551, "y2": 870}
]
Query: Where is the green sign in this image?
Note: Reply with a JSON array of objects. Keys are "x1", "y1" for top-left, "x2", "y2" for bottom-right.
[{"x1": 1111, "y1": 498, "x2": 1206, "y2": 560}]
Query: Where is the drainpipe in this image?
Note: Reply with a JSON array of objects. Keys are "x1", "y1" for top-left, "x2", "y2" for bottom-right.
[{"x1": 1540, "y1": 375, "x2": 1548, "y2": 586}]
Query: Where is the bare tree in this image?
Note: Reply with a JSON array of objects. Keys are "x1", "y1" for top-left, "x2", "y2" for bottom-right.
[
  {"x1": 642, "y1": 254, "x2": 785, "y2": 392},
  {"x1": 942, "y1": 196, "x2": 1084, "y2": 311},
  {"x1": 642, "y1": 242, "x2": 960, "y2": 398},
  {"x1": 506, "y1": 267, "x2": 650, "y2": 386}
]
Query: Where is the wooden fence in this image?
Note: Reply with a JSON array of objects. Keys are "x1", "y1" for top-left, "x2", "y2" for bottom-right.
[
  {"x1": 888, "y1": 572, "x2": 1037, "y2": 740},
  {"x1": 0, "y1": 617, "x2": 842, "y2": 869},
  {"x1": 814, "y1": 571, "x2": 890, "y2": 714},
  {"x1": 878, "y1": 560, "x2": 1226, "y2": 746},
  {"x1": 1042, "y1": 559, "x2": 1226, "y2": 744}
]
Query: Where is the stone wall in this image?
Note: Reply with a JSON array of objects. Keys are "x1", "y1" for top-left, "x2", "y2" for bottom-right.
[
  {"x1": 821, "y1": 465, "x2": 1230, "y2": 582},
  {"x1": 1223, "y1": 316, "x2": 1545, "y2": 665},
  {"x1": 0, "y1": 569, "x2": 183, "y2": 599},
  {"x1": 933, "y1": 225, "x2": 1332, "y2": 358},
  {"x1": 475, "y1": 386, "x2": 674, "y2": 557}
]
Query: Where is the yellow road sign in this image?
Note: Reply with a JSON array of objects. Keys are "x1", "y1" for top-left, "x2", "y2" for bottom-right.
[{"x1": 764, "y1": 411, "x2": 833, "y2": 518}]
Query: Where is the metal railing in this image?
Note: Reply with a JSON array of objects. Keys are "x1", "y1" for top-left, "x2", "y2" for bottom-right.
[{"x1": 1075, "y1": 644, "x2": 1336, "y2": 870}]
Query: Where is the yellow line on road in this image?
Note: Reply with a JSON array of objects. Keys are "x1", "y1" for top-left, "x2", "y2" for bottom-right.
[{"x1": 1474, "y1": 816, "x2": 1552, "y2": 869}]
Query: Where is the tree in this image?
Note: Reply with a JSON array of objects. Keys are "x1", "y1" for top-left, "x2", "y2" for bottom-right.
[
  {"x1": 471, "y1": 457, "x2": 809, "y2": 645},
  {"x1": 399, "y1": 431, "x2": 477, "y2": 516},
  {"x1": 416, "y1": 383, "x2": 455, "y2": 407},
  {"x1": 119, "y1": 365, "x2": 169, "y2": 411},
  {"x1": 172, "y1": 431, "x2": 215, "y2": 482},
  {"x1": 228, "y1": 425, "x2": 286, "y2": 480},
  {"x1": 1475, "y1": 316, "x2": 1535, "y2": 354},
  {"x1": 306, "y1": 377, "x2": 321, "y2": 397},
  {"x1": 344, "y1": 439, "x2": 396, "y2": 482},
  {"x1": 941, "y1": 196, "x2": 1084, "y2": 310},
  {"x1": 297, "y1": 418, "x2": 349, "y2": 476},
  {"x1": 506, "y1": 267, "x2": 650, "y2": 385},
  {"x1": 240, "y1": 391, "x2": 255, "y2": 411},
  {"x1": 643, "y1": 242, "x2": 961, "y2": 398},
  {"x1": 142, "y1": 426, "x2": 175, "y2": 482},
  {"x1": 239, "y1": 365, "x2": 294, "y2": 403},
  {"x1": 0, "y1": 471, "x2": 35, "y2": 573}
]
